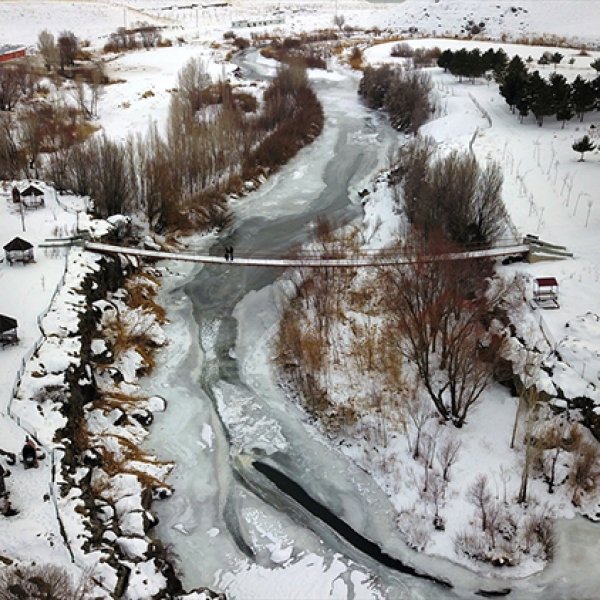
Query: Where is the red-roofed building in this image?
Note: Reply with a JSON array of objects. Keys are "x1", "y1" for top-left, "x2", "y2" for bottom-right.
[
  {"x1": 0, "y1": 45, "x2": 26, "y2": 64},
  {"x1": 533, "y1": 277, "x2": 559, "y2": 309}
]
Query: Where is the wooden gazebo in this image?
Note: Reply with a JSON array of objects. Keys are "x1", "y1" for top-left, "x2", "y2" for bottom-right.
[
  {"x1": 20, "y1": 184, "x2": 44, "y2": 209},
  {"x1": 0, "y1": 314, "x2": 18, "y2": 347},
  {"x1": 533, "y1": 277, "x2": 559, "y2": 309},
  {"x1": 3, "y1": 237, "x2": 34, "y2": 265}
]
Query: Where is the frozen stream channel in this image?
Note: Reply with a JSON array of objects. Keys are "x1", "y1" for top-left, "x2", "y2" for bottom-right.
[{"x1": 145, "y1": 55, "x2": 600, "y2": 599}]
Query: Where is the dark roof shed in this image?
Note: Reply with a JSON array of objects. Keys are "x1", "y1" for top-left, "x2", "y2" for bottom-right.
[
  {"x1": 0, "y1": 314, "x2": 17, "y2": 334},
  {"x1": 20, "y1": 184, "x2": 44, "y2": 197},
  {"x1": 3, "y1": 237, "x2": 33, "y2": 252}
]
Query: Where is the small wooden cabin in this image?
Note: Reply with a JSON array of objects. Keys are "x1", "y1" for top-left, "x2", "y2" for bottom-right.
[
  {"x1": 20, "y1": 184, "x2": 44, "y2": 209},
  {"x1": 533, "y1": 277, "x2": 559, "y2": 309},
  {"x1": 3, "y1": 237, "x2": 34, "y2": 265},
  {"x1": 0, "y1": 314, "x2": 18, "y2": 347}
]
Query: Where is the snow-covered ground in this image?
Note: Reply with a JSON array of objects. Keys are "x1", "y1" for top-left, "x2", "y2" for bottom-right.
[
  {"x1": 310, "y1": 37, "x2": 600, "y2": 576},
  {"x1": 3, "y1": 0, "x2": 600, "y2": 50},
  {"x1": 0, "y1": 184, "x2": 84, "y2": 570},
  {"x1": 1, "y1": 0, "x2": 600, "y2": 597}
]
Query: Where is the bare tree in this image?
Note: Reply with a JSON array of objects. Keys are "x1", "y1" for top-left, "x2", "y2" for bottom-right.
[
  {"x1": 437, "y1": 432, "x2": 461, "y2": 481},
  {"x1": 38, "y1": 29, "x2": 59, "y2": 71},
  {"x1": 333, "y1": 14, "x2": 345, "y2": 32},
  {"x1": 177, "y1": 56, "x2": 211, "y2": 115},
  {"x1": 19, "y1": 105, "x2": 44, "y2": 168},
  {"x1": 499, "y1": 464, "x2": 511, "y2": 504},
  {"x1": 470, "y1": 161, "x2": 506, "y2": 245},
  {"x1": 568, "y1": 441, "x2": 600, "y2": 507},
  {"x1": 422, "y1": 425, "x2": 441, "y2": 493},
  {"x1": 139, "y1": 24, "x2": 161, "y2": 49},
  {"x1": 384, "y1": 234, "x2": 500, "y2": 426},
  {"x1": 484, "y1": 500, "x2": 503, "y2": 548},
  {"x1": 0, "y1": 112, "x2": 24, "y2": 178},
  {"x1": 406, "y1": 394, "x2": 433, "y2": 459},
  {"x1": 0, "y1": 64, "x2": 23, "y2": 111},
  {"x1": 89, "y1": 62, "x2": 105, "y2": 117},
  {"x1": 58, "y1": 30, "x2": 78, "y2": 73},
  {"x1": 468, "y1": 473, "x2": 492, "y2": 532},
  {"x1": 383, "y1": 68, "x2": 433, "y2": 133},
  {"x1": 71, "y1": 76, "x2": 93, "y2": 120}
]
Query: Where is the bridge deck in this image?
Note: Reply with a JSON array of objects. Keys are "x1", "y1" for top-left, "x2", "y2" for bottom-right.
[{"x1": 84, "y1": 242, "x2": 530, "y2": 267}]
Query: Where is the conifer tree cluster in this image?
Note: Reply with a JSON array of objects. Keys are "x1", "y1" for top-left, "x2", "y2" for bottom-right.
[
  {"x1": 498, "y1": 56, "x2": 600, "y2": 127},
  {"x1": 437, "y1": 47, "x2": 508, "y2": 82},
  {"x1": 438, "y1": 49, "x2": 600, "y2": 128}
]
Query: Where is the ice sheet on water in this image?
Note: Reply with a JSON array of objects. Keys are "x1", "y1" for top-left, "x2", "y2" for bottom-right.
[{"x1": 213, "y1": 381, "x2": 288, "y2": 454}]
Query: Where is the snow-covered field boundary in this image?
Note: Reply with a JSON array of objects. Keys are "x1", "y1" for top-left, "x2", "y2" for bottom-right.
[{"x1": 6, "y1": 252, "x2": 69, "y2": 432}]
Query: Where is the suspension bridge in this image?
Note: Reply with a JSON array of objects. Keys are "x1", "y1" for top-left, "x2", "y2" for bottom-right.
[{"x1": 84, "y1": 241, "x2": 532, "y2": 267}]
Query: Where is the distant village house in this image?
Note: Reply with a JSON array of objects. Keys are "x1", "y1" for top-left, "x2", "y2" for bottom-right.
[
  {"x1": 0, "y1": 44, "x2": 26, "y2": 64},
  {"x1": 231, "y1": 16, "x2": 284, "y2": 28}
]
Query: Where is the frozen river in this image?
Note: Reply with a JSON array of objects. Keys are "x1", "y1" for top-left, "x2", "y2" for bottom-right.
[{"x1": 144, "y1": 54, "x2": 600, "y2": 599}]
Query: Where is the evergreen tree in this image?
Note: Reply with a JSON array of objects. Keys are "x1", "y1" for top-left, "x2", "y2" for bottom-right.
[
  {"x1": 572, "y1": 75, "x2": 595, "y2": 121},
  {"x1": 465, "y1": 48, "x2": 486, "y2": 81},
  {"x1": 527, "y1": 71, "x2": 554, "y2": 126},
  {"x1": 551, "y1": 52, "x2": 563, "y2": 68},
  {"x1": 590, "y1": 58, "x2": 600, "y2": 72},
  {"x1": 516, "y1": 96, "x2": 530, "y2": 123},
  {"x1": 572, "y1": 135, "x2": 596, "y2": 161},
  {"x1": 592, "y1": 75, "x2": 600, "y2": 110},
  {"x1": 549, "y1": 72, "x2": 573, "y2": 127},
  {"x1": 491, "y1": 48, "x2": 509, "y2": 83},
  {"x1": 450, "y1": 48, "x2": 471, "y2": 82},
  {"x1": 438, "y1": 49, "x2": 454, "y2": 72},
  {"x1": 500, "y1": 55, "x2": 528, "y2": 113}
]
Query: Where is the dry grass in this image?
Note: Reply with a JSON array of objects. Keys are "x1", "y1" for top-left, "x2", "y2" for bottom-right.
[
  {"x1": 99, "y1": 433, "x2": 173, "y2": 490},
  {"x1": 125, "y1": 274, "x2": 166, "y2": 324},
  {"x1": 72, "y1": 415, "x2": 90, "y2": 454},
  {"x1": 349, "y1": 47, "x2": 364, "y2": 70},
  {"x1": 93, "y1": 390, "x2": 148, "y2": 412}
]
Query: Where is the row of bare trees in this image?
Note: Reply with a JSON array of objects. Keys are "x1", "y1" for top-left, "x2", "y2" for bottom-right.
[
  {"x1": 44, "y1": 58, "x2": 322, "y2": 231},
  {"x1": 1, "y1": 53, "x2": 323, "y2": 231},
  {"x1": 38, "y1": 29, "x2": 79, "y2": 74}
]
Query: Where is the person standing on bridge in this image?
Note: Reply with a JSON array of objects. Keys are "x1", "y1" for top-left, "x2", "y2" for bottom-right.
[{"x1": 228, "y1": 246, "x2": 234, "y2": 261}]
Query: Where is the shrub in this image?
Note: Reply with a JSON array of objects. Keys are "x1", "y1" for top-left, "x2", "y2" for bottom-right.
[
  {"x1": 0, "y1": 563, "x2": 91, "y2": 599},
  {"x1": 390, "y1": 141, "x2": 507, "y2": 246},
  {"x1": 349, "y1": 46, "x2": 363, "y2": 69},
  {"x1": 390, "y1": 42, "x2": 414, "y2": 58},
  {"x1": 233, "y1": 37, "x2": 250, "y2": 50},
  {"x1": 359, "y1": 65, "x2": 432, "y2": 133}
]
